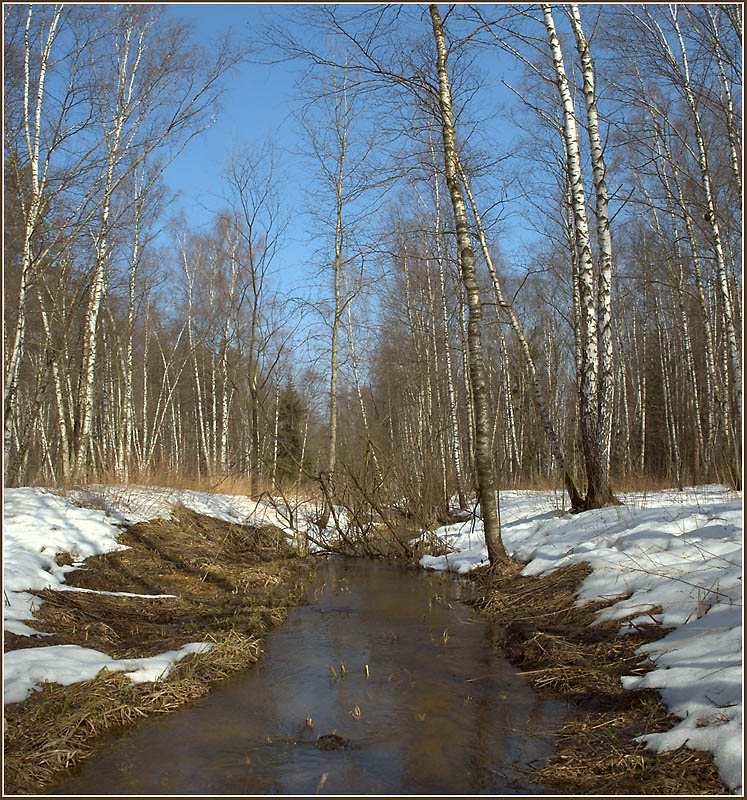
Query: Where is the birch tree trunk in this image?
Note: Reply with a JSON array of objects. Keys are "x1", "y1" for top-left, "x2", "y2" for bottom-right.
[
  {"x1": 542, "y1": 3, "x2": 615, "y2": 509},
  {"x1": 702, "y1": 6, "x2": 742, "y2": 201},
  {"x1": 5, "y1": 5, "x2": 62, "y2": 469},
  {"x1": 73, "y1": 168, "x2": 116, "y2": 478},
  {"x1": 74, "y1": 16, "x2": 147, "y2": 478},
  {"x1": 667, "y1": 7, "x2": 742, "y2": 450},
  {"x1": 568, "y1": 4, "x2": 614, "y2": 492},
  {"x1": 429, "y1": 4, "x2": 506, "y2": 563},
  {"x1": 180, "y1": 241, "x2": 211, "y2": 478},
  {"x1": 456, "y1": 153, "x2": 583, "y2": 509},
  {"x1": 117, "y1": 174, "x2": 145, "y2": 482}
]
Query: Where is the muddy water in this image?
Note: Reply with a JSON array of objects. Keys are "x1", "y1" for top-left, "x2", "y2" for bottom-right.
[{"x1": 50, "y1": 558, "x2": 566, "y2": 795}]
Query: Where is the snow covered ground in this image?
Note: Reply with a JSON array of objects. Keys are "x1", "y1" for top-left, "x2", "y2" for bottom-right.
[
  {"x1": 2, "y1": 483, "x2": 742, "y2": 791},
  {"x1": 2, "y1": 485, "x2": 300, "y2": 705},
  {"x1": 422, "y1": 485, "x2": 743, "y2": 792}
]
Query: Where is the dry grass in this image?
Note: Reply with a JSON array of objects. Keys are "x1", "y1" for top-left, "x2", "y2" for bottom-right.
[
  {"x1": 468, "y1": 560, "x2": 729, "y2": 794},
  {"x1": 45, "y1": 466, "x2": 321, "y2": 501},
  {"x1": 3, "y1": 510, "x2": 311, "y2": 794},
  {"x1": 4, "y1": 629, "x2": 262, "y2": 793}
]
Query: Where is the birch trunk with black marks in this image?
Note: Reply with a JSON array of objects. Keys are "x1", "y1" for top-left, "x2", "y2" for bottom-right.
[
  {"x1": 668, "y1": 8, "x2": 742, "y2": 464},
  {"x1": 568, "y1": 4, "x2": 614, "y2": 493},
  {"x1": 542, "y1": 3, "x2": 615, "y2": 509},
  {"x1": 702, "y1": 6, "x2": 742, "y2": 200},
  {"x1": 5, "y1": 6, "x2": 62, "y2": 471},
  {"x1": 429, "y1": 4, "x2": 506, "y2": 563},
  {"x1": 456, "y1": 154, "x2": 583, "y2": 509}
]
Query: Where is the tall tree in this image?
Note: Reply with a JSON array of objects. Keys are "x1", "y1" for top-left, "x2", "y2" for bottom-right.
[
  {"x1": 542, "y1": 3, "x2": 616, "y2": 509},
  {"x1": 429, "y1": 4, "x2": 507, "y2": 563}
]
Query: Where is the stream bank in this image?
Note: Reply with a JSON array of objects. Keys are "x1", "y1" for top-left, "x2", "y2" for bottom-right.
[
  {"x1": 44, "y1": 558, "x2": 566, "y2": 795},
  {"x1": 3, "y1": 508, "x2": 311, "y2": 793},
  {"x1": 467, "y1": 558, "x2": 729, "y2": 794}
]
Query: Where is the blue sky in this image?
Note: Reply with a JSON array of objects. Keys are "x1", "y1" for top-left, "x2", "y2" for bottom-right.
[
  {"x1": 163, "y1": 5, "x2": 298, "y2": 229},
  {"x1": 159, "y1": 4, "x2": 552, "y2": 298}
]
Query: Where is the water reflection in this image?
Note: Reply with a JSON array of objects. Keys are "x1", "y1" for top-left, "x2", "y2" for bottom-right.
[{"x1": 50, "y1": 558, "x2": 567, "y2": 795}]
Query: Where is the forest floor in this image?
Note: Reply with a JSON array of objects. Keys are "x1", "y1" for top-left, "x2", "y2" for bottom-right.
[
  {"x1": 468, "y1": 559, "x2": 729, "y2": 794},
  {"x1": 3, "y1": 484, "x2": 741, "y2": 795},
  {"x1": 3, "y1": 508, "x2": 311, "y2": 794}
]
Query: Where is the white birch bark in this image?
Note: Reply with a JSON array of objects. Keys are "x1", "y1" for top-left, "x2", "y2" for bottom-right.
[
  {"x1": 74, "y1": 18, "x2": 148, "y2": 478},
  {"x1": 656, "y1": 127, "x2": 722, "y2": 453},
  {"x1": 457, "y1": 280, "x2": 475, "y2": 474},
  {"x1": 429, "y1": 4, "x2": 506, "y2": 562},
  {"x1": 542, "y1": 3, "x2": 613, "y2": 508},
  {"x1": 702, "y1": 6, "x2": 742, "y2": 200},
  {"x1": 656, "y1": 299, "x2": 681, "y2": 486},
  {"x1": 568, "y1": 4, "x2": 614, "y2": 489},
  {"x1": 632, "y1": 311, "x2": 646, "y2": 474},
  {"x1": 36, "y1": 285, "x2": 73, "y2": 479},
  {"x1": 646, "y1": 186, "x2": 707, "y2": 471},
  {"x1": 668, "y1": 8, "x2": 742, "y2": 441},
  {"x1": 639, "y1": 5, "x2": 743, "y2": 448},
  {"x1": 180, "y1": 241, "x2": 211, "y2": 477},
  {"x1": 272, "y1": 380, "x2": 280, "y2": 485},
  {"x1": 117, "y1": 175, "x2": 144, "y2": 482},
  {"x1": 5, "y1": 6, "x2": 62, "y2": 466},
  {"x1": 141, "y1": 299, "x2": 150, "y2": 472},
  {"x1": 456, "y1": 153, "x2": 583, "y2": 508}
]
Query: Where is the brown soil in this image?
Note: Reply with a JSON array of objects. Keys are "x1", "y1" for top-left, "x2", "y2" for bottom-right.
[
  {"x1": 468, "y1": 558, "x2": 730, "y2": 795},
  {"x1": 3, "y1": 508, "x2": 311, "y2": 794}
]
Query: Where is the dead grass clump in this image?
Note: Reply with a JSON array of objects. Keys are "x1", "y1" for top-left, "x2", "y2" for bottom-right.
[
  {"x1": 469, "y1": 559, "x2": 730, "y2": 794},
  {"x1": 535, "y1": 702, "x2": 726, "y2": 795}
]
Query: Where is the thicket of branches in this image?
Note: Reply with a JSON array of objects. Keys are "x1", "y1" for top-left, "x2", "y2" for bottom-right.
[{"x1": 4, "y1": 5, "x2": 742, "y2": 531}]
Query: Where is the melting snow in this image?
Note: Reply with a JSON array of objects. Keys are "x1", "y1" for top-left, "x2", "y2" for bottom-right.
[{"x1": 2, "y1": 483, "x2": 742, "y2": 791}]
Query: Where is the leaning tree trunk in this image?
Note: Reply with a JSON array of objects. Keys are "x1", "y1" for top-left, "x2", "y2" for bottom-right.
[
  {"x1": 429, "y1": 4, "x2": 507, "y2": 564},
  {"x1": 456, "y1": 153, "x2": 583, "y2": 510}
]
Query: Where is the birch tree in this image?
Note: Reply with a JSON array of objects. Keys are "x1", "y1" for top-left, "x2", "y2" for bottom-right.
[
  {"x1": 455, "y1": 152, "x2": 583, "y2": 509},
  {"x1": 429, "y1": 4, "x2": 507, "y2": 563},
  {"x1": 567, "y1": 4, "x2": 615, "y2": 493},
  {"x1": 542, "y1": 3, "x2": 616, "y2": 509}
]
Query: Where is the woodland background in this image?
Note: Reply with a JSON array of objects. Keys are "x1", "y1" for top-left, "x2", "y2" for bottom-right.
[{"x1": 4, "y1": 4, "x2": 742, "y2": 527}]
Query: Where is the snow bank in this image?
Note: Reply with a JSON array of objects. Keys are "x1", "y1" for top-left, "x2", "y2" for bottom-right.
[
  {"x1": 3, "y1": 641, "x2": 213, "y2": 705},
  {"x1": 2, "y1": 486, "x2": 231, "y2": 705},
  {"x1": 3, "y1": 488, "x2": 129, "y2": 637},
  {"x1": 421, "y1": 485, "x2": 743, "y2": 792},
  {"x1": 64, "y1": 484, "x2": 298, "y2": 529}
]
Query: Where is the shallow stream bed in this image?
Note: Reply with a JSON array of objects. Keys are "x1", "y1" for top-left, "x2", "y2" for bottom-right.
[{"x1": 50, "y1": 558, "x2": 568, "y2": 795}]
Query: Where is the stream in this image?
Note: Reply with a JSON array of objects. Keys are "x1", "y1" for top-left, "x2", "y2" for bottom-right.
[{"x1": 50, "y1": 558, "x2": 567, "y2": 795}]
